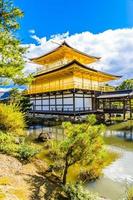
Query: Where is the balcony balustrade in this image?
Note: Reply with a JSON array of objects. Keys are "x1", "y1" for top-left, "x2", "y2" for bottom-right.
[{"x1": 27, "y1": 81, "x2": 114, "y2": 95}]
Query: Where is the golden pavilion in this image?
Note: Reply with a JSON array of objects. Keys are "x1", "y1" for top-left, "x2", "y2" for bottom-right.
[{"x1": 27, "y1": 41, "x2": 121, "y2": 116}]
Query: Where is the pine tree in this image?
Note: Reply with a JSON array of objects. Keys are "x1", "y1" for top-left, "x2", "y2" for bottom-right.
[{"x1": 0, "y1": 0, "x2": 32, "y2": 85}]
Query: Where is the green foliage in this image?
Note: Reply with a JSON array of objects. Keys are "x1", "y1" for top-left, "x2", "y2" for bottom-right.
[
  {"x1": 0, "y1": 31, "x2": 32, "y2": 85},
  {"x1": 86, "y1": 114, "x2": 97, "y2": 125},
  {"x1": 9, "y1": 88, "x2": 32, "y2": 113},
  {"x1": 124, "y1": 186, "x2": 133, "y2": 200},
  {"x1": 62, "y1": 183, "x2": 99, "y2": 200},
  {"x1": 46, "y1": 115, "x2": 106, "y2": 185},
  {"x1": 18, "y1": 144, "x2": 39, "y2": 160},
  {"x1": 116, "y1": 79, "x2": 133, "y2": 90},
  {"x1": 0, "y1": 0, "x2": 32, "y2": 85},
  {"x1": 0, "y1": 0, "x2": 23, "y2": 31},
  {"x1": 0, "y1": 131, "x2": 39, "y2": 160},
  {"x1": 0, "y1": 132, "x2": 18, "y2": 156},
  {"x1": 0, "y1": 103, "x2": 25, "y2": 135}
]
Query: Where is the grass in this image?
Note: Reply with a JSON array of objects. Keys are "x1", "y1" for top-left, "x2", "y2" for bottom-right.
[
  {"x1": 104, "y1": 120, "x2": 133, "y2": 150},
  {"x1": 108, "y1": 120, "x2": 133, "y2": 131},
  {"x1": 104, "y1": 136, "x2": 133, "y2": 151},
  {"x1": 103, "y1": 150, "x2": 120, "y2": 166}
]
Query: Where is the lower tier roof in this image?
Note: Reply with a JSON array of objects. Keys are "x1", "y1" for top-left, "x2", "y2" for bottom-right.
[{"x1": 34, "y1": 60, "x2": 121, "y2": 82}]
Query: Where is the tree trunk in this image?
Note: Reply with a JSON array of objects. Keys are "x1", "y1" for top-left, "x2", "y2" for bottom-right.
[{"x1": 62, "y1": 159, "x2": 68, "y2": 185}]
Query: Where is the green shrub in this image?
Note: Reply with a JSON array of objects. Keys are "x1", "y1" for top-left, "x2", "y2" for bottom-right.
[
  {"x1": 0, "y1": 132, "x2": 18, "y2": 156},
  {"x1": 18, "y1": 144, "x2": 39, "y2": 160},
  {"x1": 0, "y1": 132, "x2": 39, "y2": 160},
  {"x1": 125, "y1": 186, "x2": 133, "y2": 200},
  {"x1": 0, "y1": 103, "x2": 25, "y2": 135},
  {"x1": 62, "y1": 183, "x2": 99, "y2": 200}
]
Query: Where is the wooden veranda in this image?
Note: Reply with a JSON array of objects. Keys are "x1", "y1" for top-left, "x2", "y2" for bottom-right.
[{"x1": 97, "y1": 90, "x2": 133, "y2": 120}]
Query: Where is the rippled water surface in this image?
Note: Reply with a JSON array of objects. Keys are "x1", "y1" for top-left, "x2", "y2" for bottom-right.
[{"x1": 87, "y1": 146, "x2": 133, "y2": 200}]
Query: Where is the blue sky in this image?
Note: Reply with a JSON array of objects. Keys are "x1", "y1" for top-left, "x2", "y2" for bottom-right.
[
  {"x1": 14, "y1": 0, "x2": 133, "y2": 43},
  {"x1": 1, "y1": 0, "x2": 133, "y2": 91}
]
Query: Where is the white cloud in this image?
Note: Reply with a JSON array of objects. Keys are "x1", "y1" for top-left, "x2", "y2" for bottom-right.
[
  {"x1": 30, "y1": 35, "x2": 47, "y2": 45},
  {"x1": 0, "y1": 88, "x2": 10, "y2": 92},
  {"x1": 25, "y1": 28, "x2": 133, "y2": 85},
  {"x1": 29, "y1": 29, "x2": 35, "y2": 34}
]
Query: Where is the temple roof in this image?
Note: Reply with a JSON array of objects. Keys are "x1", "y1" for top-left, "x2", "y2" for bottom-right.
[
  {"x1": 30, "y1": 41, "x2": 101, "y2": 65},
  {"x1": 34, "y1": 60, "x2": 121, "y2": 82},
  {"x1": 97, "y1": 90, "x2": 133, "y2": 99}
]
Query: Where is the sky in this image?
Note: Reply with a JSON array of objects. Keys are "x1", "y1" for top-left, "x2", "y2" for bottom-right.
[
  {"x1": 2, "y1": 0, "x2": 133, "y2": 91},
  {"x1": 14, "y1": 0, "x2": 133, "y2": 43}
]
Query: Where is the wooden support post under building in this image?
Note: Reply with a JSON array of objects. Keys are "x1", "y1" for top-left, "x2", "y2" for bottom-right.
[
  {"x1": 129, "y1": 98, "x2": 132, "y2": 119},
  {"x1": 123, "y1": 99, "x2": 126, "y2": 120},
  {"x1": 41, "y1": 95, "x2": 43, "y2": 111},
  {"x1": 83, "y1": 92, "x2": 85, "y2": 111},
  {"x1": 109, "y1": 100, "x2": 111, "y2": 121},
  {"x1": 55, "y1": 92, "x2": 57, "y2": 111},
  {"x1": 73, "y1": 91, "x2": 75, "y2": 113},
  {"x1": 103, "y1": 100, "x2": 106, "y2": 121},
  {"x1": 62, "y1": 92, "x2": 64, "y2": 112},
  {"x1": 48, "y1": 93, "x2": 50, "y2": 111},
  {"x1": 73, "y1": 91, "x2": 76, "y2": 120}
]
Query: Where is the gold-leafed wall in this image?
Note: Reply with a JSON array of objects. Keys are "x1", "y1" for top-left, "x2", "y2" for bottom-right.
[{"x1": 27, "y1": 66, "x2": 114, "y2": 95}]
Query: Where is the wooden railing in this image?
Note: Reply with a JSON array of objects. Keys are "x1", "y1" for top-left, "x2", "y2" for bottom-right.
[{"x1": 27, "y1": 81, "x2": 114, "y2": 95}]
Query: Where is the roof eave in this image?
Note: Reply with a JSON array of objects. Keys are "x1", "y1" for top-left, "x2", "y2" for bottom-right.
[{"x1": 34, "y1": 60, "x2": 121, "y2": 80}]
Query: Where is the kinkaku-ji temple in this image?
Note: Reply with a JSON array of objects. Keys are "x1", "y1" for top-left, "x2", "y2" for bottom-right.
[{"x1": 27, "y1": 41, "x2": 133, "y2": 120}]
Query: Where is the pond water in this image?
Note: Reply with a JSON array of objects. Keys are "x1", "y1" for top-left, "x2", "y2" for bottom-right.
[
  {"x1": 27, "y1": 122, "x2": 133, "y2": 200},
  {"x1": 86, "y1": 146, "x2": 133, "y2": 200}
]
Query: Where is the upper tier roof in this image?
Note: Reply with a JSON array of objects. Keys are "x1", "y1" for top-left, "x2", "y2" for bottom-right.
[{"x1": 30, "y1": 41, "x2": 101, "y2": 65}]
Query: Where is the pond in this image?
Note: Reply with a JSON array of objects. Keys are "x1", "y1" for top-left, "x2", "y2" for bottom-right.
[
  {"x1": 86, "y1": 146, "x2": 133, "y2": 200},
  {"x1": 27, "y1": 121, "x2": 133, "y2": 200}
]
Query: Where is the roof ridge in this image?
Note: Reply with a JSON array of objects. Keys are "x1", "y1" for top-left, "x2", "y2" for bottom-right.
[{"x1": 30, "y1": 41, "x2": 101, "y2": 61}]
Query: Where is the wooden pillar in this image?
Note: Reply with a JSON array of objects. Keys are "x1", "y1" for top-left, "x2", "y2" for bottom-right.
[
  {"x1": 33, "y1": 104, "x2": 35, "y2": 118},
  {"x1": 34, "y1": 94, "x2": 36, "y2": 114},
  {"x1": 91, "y1": 93, "x2": 94, "y2": 110},
  {"x1": 48, "y1": 93, "x2": 50, "y2": 111},
  {"x1": 83, "y1": 92, "x2": 85, "y2": 111},
  {"x1": 41, "y1": 95, "x2": 43, "y2": 111},
  {"x1": 123, "y1": 99, "x2": 126, "y2": 120},
  {"x1": 97, "y1": 99, "x2": 100, "y2": 110},
  {"x1": 129, "y1": 98, "x2": 132, "y2": 119},
  {"x1": 73, "y1": 91, "x2": 75, "y2": 113},
  {"x1": 103, "y1": 100, "x2": 106, "y2": 121},
  {"x1": 33, "y1": 94, "x2": 36, "y2": 117},
  {"x1": 92, "y1": 93, "x2": 97, "y2": 111},
  {"x1": 55, "y1": 92, "x2": 57, "y2": 111},
  {"x1": 109, "y1": 100, "x2": 111, "y2": 121},
  {"x1": 103, "y1": 100, "x2": 105, "y2": 110},
  {"x1": 62, "y1": 92, "x2": 64, "y2": 111}
]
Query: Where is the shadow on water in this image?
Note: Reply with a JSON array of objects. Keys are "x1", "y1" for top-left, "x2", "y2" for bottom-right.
[{"x1": 27, "y1": 125, "x2": 65, "y2": 141}]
